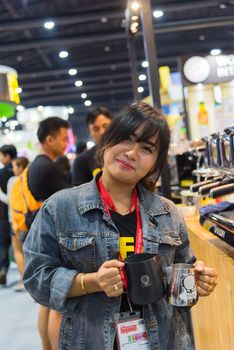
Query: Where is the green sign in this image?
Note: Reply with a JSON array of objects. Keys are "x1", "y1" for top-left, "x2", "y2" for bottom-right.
[{"x1": 0, "y1": 101, "x2": 15, "y2": 118}]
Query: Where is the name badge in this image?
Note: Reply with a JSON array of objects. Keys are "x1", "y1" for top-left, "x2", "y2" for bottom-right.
[{"x1": 116, "y1": 312, "x2": 150, "y2": 350}]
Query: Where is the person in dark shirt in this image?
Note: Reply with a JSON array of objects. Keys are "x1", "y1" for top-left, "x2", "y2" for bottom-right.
[
  {"x1": 0, "y1": 144, "x2": 17, "y2": 286},
  {"x1": 27, "y1": 117, "x2": 71, "y2": 350},
  {"x1": 72, "y1": 106, "x2": 112, "y2": 185}
]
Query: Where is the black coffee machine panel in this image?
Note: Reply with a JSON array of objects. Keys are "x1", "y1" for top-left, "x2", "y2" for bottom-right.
[{"x1": 191, "y1": 126, "x2": 234, "y2": 246}]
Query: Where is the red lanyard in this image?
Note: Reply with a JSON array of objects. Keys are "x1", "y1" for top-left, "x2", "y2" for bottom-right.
[{"x1": 97, "y1": 177, "x2": 143, "y2": 289}]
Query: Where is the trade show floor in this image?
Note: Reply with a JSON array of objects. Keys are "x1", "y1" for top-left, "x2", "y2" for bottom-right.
[{"x1": 0, "y1": 262, "x2": 40, "y2": 350}]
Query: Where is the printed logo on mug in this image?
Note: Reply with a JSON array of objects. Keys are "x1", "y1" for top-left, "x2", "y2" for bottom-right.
[
  {"x1": 141, "y1": 275, "x2": 152, "y2": 288},
  {"x1": 166, "y1": 263, "x2": 197, "y2": 307}
]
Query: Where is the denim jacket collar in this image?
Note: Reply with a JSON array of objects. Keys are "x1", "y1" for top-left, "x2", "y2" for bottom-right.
[{"x1": 76, "y1": 177, "x2": 171, "y2": 217}]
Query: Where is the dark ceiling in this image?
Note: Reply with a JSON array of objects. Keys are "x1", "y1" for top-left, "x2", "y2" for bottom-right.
[{"x1": 0, "y1": 0, "x2": 234, "y2": 138}]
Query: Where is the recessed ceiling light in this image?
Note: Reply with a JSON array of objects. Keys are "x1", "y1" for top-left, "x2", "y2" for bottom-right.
[
  {"x1": 153, "y1": 10, "x2": 164, "y2": 18},
  {"x1": 137, "y1": 86, "x2": 144, "y2": 93},
  {"x1": 199, "y1": 35, "x2": 206, "y2": 41},
  {"x1": 68, "y1": 68, "x2": 77, "y2": 76},
  {"x1": 104, "y1": 46, "x2": 111, "y2": 52},
  {"x1": 44, "y1": 21, "x2": 55, "y2": 30},
  {"x1": 142, "y1": 61, "x2": 149, "y2": 68},
  {"x1": 84, "y1": 100, "x2": 92, "y2": 107},
  {"x1": 131, "y1": 2, "x2": 140, "y2": 11},
  {"x1": 139, "y1": 74, "x2": 147, "y2": 81},
  {"x1": 101, "y1": 17, "x2": 108, "y2": 23},
  {"x1": 131, "y1": 15, "x2": 139, "y2": 21},
  {"x1": 219, "y1": 3, "x2": 227, "y2": 9},
  {"x1": 68, "y1": 107, "x2": 74, "y2": 114},
  {"x1": 210, "y1": 48, "x2": 222, "y2": 56},
  {"x1": 81, "y1": 93, "x2": 87, "y2": 99},
  {"x1": 59, "y1": 51, "x2": 69, "y2": 58},
  {"x1": 75, "y1": 80, "x2": 83, "y2": 87},
  {"x1": 16, "y1": 87, "x2": 22, "y2": 93},
  {"x1": 16, "y1": 105, "x2": 25, "y2": 112}
]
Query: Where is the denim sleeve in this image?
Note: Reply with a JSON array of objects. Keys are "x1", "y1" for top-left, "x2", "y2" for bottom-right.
[
  {"x1": 172, "y1": 206, "x2": 197, "y2": 265},
  {"x1": 23, "y1": 201, "x2": 80, "y2": 313}
]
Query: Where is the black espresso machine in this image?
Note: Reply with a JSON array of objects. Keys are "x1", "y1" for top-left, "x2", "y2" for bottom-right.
[{"x1": 190, "y1": 126, "x2": 234, "y2": 246}]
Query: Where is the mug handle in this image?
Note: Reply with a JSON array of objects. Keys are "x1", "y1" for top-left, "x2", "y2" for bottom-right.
[{"x1": 165, "y1": 266, "x2": 173, "y2": 285}]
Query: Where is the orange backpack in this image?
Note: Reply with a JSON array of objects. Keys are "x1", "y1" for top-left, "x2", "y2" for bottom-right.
[{"x1": 9, "y1": 167, "x2": 43, "y2": 236}]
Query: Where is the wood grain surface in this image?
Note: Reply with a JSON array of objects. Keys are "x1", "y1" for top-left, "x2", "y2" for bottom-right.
[{"x1": 185, "y1": 216, "x2": 234, "y2": 350}]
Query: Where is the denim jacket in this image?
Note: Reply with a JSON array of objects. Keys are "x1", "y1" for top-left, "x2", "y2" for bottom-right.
[{"x1": 23, "y1": 178, "x2": 196, "y2": 350}]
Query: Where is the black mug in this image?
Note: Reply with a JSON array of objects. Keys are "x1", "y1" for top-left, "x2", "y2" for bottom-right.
[{"x1": 124, "y1": 253, "x2": 165, "y2": 305}]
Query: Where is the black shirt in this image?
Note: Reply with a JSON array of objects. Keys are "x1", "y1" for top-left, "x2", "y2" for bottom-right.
[
  {"x1": 110, "y1": 210, "x2": 142, "y2": 313},
  {"x1": 28, "y1": 155, "x2": 71, "y2": 201},
  {"x1": 72, "y1": 146, "x2": 101, "y2": 186},
  {"x1": 111, "y1": 210, "x2": 141, "y2": 350},
  {"x1": 0, "y1": 163, "x2": 14, "y2": 219}
]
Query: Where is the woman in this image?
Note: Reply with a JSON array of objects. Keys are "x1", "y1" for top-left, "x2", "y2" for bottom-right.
[
  {"x1": 0, "y1": 156, "x2": 29, "y2": 291},
  {"x1": 23, "y1": 102, "x2": 217, "y2": 350}
]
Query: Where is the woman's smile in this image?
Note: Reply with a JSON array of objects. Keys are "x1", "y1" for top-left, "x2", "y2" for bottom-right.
[{"x1": 116, "y1": 159, "x2": 135, "y2": 170}]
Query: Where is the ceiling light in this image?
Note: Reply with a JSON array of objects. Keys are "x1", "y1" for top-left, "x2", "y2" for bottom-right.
[
  {"x1": 142, "y1": 61, "x2": 149, "y2": 68},
  {"x1": 37, "y1": 105, "x2": 44, "y2": 112},
  {"x1": 59, "y1": 51, "x2": 69, "y2": 58},
  {"x1": 130, "y1": 22, "x2": 139, "y2": 33},
  {"x1": 16, "y1": 105, "x2": 25, "y2": 112},
  {"x1": 139, "y1": 74, "x2": 147, "y2": 81},
  {"x1": 199, "y1": 35, "x2": 206, "y2": 41},
  {"x1": 16, "y1": 87, "x2": 22, "y2": 93},
  {"x1": 210, "y1": 49, "x2": 222, "y2": 56},
  {"x1": 68, "y1": 68, "x2": 77, "y2": 76},
  {"x1": 219, "y1": 3, "x2": 227, "y2": 9},
  {"x1": 2, "y1": 117, "x2": 7, "y2": 122},
  {"x1": 137, "y1": 87, "x2": 144, "y2": 93},
  {"x1": 84, "y1": 100, "x2": 92, "y2": 107},
  {"x1": 75, "y1": 80, "x2": 83, "y2": 87},
  {"x1": 131, "y1": 2, "x2": 140, "y2": 11},
  {"x1": 131, "y1": 15, "x2": 139, "y2": 21},
  {"x1": 101, "y1": 17, "x2": 108, "y2": 23},
  {"x1": 81, "y1": 93, "x2": 87, "y2": 99},
  {"x1": 104, "y1": 46, "x2": 111, "y2": 52},
  {"x1": 153, "y1": 10, "x2": 164, "y2": 18},
  {"x1": 68, "y1": 107, "x2": 74, "y2": 114},
  {"x1": 44, "y1": 21, "x2": 55, "y2": 30}
]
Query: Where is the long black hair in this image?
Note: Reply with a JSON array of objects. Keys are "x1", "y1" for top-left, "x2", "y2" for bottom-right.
[{"x1": 97, "y1": 102, "x2": 170, "y2": 191}]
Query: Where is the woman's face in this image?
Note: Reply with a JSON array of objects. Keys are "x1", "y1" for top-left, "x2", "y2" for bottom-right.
[
  {"x1": 103, "y1": 126, "x2": 158, "y2": 186},
  {"x1": 12, "y1": 162, "x2": 23, "y2": 176}
]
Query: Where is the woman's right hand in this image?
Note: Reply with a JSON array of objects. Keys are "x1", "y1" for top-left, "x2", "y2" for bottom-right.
[{"x1": 97, "y1": 259, "x2": 124, "y2": 297}]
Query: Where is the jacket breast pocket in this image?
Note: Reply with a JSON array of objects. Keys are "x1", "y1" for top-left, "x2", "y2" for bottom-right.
[
  {"x1": 59, "y1": 235, "x2": 96, "y2": 271},
  {"x1": 158, "y1": 232, "x2": 182, "y2": 268}
]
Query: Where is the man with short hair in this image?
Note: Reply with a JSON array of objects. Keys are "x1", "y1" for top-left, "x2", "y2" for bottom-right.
[
  {"x1": 0, "y1": 144, "x2": 17, "y2": 286},
  {"x1": 27, "y1": 116, "x2": 71, "y2": 350},
  {"x1": 28, "y1": 116, "x2": 71, "y2": 200},
  {"x1": 72, "y1": 106, "x2": 112, "y2": 185}
]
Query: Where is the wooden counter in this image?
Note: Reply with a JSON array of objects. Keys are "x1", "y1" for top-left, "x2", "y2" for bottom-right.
[{"x1": 185, "y1": 216, "x2": 234, "y2": 350}]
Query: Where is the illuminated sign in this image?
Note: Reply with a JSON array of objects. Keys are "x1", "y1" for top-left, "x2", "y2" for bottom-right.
[
  {"x1": 181, "y1": 54, "x2": 234, "y2": 85},
  {"x1": 0, "y1": 65, "x2": 20, "y2": 104}
]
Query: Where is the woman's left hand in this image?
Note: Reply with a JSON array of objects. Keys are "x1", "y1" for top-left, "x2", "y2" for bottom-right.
[{"x1": 194, "y1": 260, "x2": 218, "y2": 296}]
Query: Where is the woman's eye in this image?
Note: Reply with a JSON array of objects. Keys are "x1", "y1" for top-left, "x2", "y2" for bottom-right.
[{"x1": 143, "y1": 146, "x2": 153, "y2": 153}]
